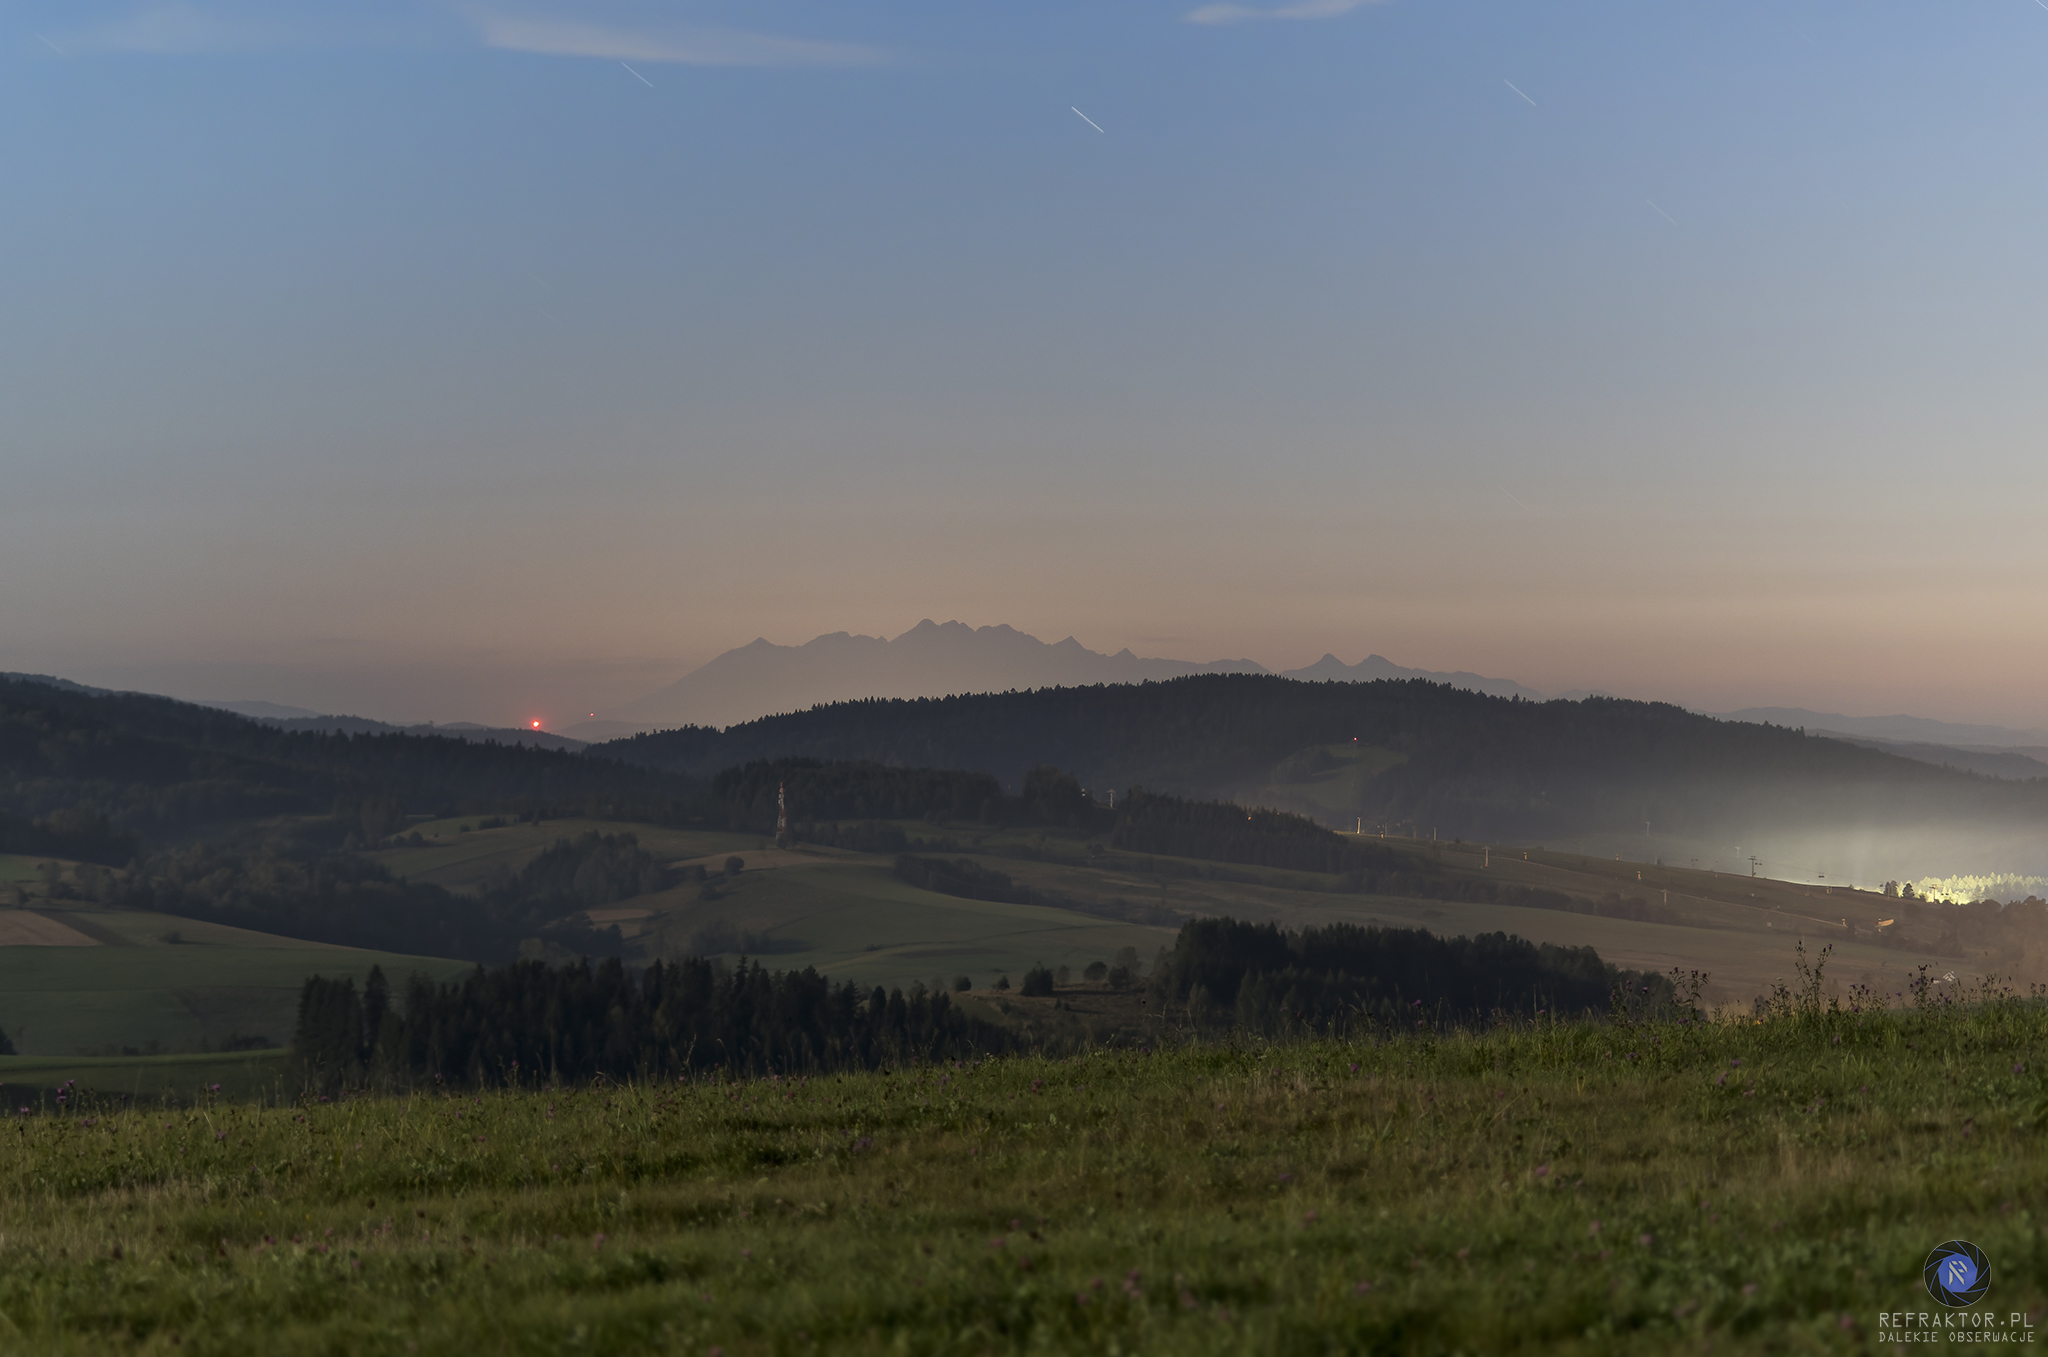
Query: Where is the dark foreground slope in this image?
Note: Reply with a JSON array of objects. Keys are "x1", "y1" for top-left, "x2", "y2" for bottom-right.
[
  {"x1": 597, "y1": 675, "x2": 2048, "y2": 845},
  {"x1": 7, "y1": 991, "x2": 2042, "y2": 1354}
]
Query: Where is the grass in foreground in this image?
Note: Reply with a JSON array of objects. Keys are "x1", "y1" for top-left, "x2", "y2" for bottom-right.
[{"x1": 3, "y1": 994, "x2": 2044, "y2": 1354}]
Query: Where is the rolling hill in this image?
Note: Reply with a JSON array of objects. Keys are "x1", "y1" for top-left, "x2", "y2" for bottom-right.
[{"x1": 596, "y1": 675, "x2": 2048, "y2": 885}]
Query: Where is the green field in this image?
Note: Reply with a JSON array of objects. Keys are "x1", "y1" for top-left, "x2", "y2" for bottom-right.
[
  {"x1": 623, "y1": 857, "x2": 1173, "y2": 993},
  {"x1": 0, "y1": 908, "x2": 473, "y2": 1058},
  {"x1": 369, "y1": 819, "x2": 767, "y2": 893},
  {"x1": 0, "y1": 819, "x2": 1984, "y2": 1059},
  {"x1": 5, "y1": 986, "x2": 2043, "y2": 1354},
  {"x1": 0, "y1": 1048, "x2": 294, "y2": 1107},
  {"x1": 0, "y1": 854, "x2": 47, "y2": 883},
  {"x1": 364, "y1": 815, "x2": 1979, "y2": 1006}
]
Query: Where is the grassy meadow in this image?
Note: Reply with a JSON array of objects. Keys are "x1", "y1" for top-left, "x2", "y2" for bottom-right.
[
  {"x1": 0, "y1": 905, "x2": 473, "y2": 1058},
  {"x1": 363, "y1": 813, "x2": 1976, "y2": 1006},
  {"x1": 5, "y1": 978, "x2": 2044, "y2": 1354}
]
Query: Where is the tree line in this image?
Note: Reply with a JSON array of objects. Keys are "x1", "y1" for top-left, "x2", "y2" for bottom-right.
[
  {"x1": 1147, "y1": 916, "x2": 1670, "y2": 1034},
  {"x1": 293, "y1": 957, "x2": 1012, "y2": 1086},
  {"x1": 291, "y1": 913, "x2": 1662, "y2": 1085},
  {"x1": 112, "y1": 831, "x2": 675, "y2": 964}
]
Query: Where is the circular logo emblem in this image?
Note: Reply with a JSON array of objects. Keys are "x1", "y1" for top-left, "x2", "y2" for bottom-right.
[{"x1": 1924, "y1": 1241, "x2": 1991, "y2": 1308}]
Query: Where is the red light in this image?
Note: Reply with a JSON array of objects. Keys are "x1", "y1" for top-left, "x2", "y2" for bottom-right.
[{"x1": 531, "y1": 720, "x2": 541, "y2": 729}]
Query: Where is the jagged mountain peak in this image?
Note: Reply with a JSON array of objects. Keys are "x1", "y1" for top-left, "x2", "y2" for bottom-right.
[{"x1": 605, "y1": 623, "x2": 1539, "y2": 732}]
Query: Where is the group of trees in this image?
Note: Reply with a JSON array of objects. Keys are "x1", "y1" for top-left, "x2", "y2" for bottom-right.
[
  {"x1": 288, "y1": 911, "x2": 1659, "y2": 1087},
  {"x1": 0, "y1": 806, "x2": 141, "y2": 866},
  {"x1": 1148, "y1": 916, "x2": 1666, "y2": 1033},
  {"x1": 293, "y1": 958, "x2": 1013, "y2": 1085},
  {"x1": 113, "y1": 831, "x2": 674, "y2": 964}
]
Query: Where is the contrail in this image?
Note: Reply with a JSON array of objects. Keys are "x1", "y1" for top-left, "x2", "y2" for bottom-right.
[
  {"x1": 1646, "y1": 200, "x2": 1677, "y2": 225},
  {"x1": 1499, "y1": 486, "x2": 1531, "y2": 510},
  {"x1": 37, "y1": 34, "x2": 65, "y2": 54},
  {"x1": 620, "y1": 61, "x2": 654, "y2": 87},
  {"x1": 1503, "y1": 79, "x2": 1537, "y2": 107},
  {"x1": 1070, "y1": 106, "x2": 1106, "y2": 134}
]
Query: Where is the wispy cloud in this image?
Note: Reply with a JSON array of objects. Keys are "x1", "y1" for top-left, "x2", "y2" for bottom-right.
[
  {"x1": 469, "y1": 10, "x2": 885, "y2": 68},
  {"x1": 1184, "y1": 0, "x2": 1387, "y2": 26}
]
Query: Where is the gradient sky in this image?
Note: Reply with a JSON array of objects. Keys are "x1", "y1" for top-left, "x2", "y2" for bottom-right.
[{"x1": 4, "y1": 1, "x2": 2046, "y2": 728}]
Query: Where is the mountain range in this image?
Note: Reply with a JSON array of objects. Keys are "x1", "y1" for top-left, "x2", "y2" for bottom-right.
[
  {"x1": 588, "y1": 620, "x2": 1544, "y2": 736},
  {"x1": 1702, "y1": 706, "x2": 2048, "y2": 751}
]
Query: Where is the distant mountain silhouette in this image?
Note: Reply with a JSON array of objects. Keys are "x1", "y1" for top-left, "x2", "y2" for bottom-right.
[
  {"x1": 607, "y1": 621, "x2": 1541, "y2": 730},
  {"x1": 1707, "y1": 707, "x2": 2048, "y2": 750},
  {"x1": 1817, "y1": 735, "x2": 2048, "y2": 782}
]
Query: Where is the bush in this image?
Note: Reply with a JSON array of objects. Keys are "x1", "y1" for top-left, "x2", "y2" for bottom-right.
[
  {"x1": 1020, "y1": 966, "x2": 1055, "y2": 997},
  {"x1": 724, "y1": 856, "x2": 745, "y2": 876},
  {"x1": 1083, "y1": 961, "x2": 1108, "y2": 982},
  {"x1": 995, "y1": 975, "x2": 1010, "y2": 991},
  {"x1": 952, "y1": 976, "x2": 972, "y2": 992}
]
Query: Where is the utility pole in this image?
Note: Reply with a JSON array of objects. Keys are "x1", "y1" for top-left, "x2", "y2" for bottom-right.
[
  {"x1": 775, "y1": 781, "x2": 791, "y2": 848},
  {"x1": 1749, "y1": 855, "x2": 1761, "y2": 878}
]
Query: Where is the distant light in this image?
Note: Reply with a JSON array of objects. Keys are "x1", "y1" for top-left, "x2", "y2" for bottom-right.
[{"x1": 531, "y1": 721, "x2": 542, "y2": 729}]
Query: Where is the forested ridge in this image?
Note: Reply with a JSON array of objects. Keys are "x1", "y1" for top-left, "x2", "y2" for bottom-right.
[
  {"x1": 12, "y1": 672, "x2": 2043, "y2": 863},
  {"x1": 0, "y1": 676, "x2": 698, "y2": 863},
  {"x1": 597, "y1": 675, "x2": 2048, "y2": 839}
]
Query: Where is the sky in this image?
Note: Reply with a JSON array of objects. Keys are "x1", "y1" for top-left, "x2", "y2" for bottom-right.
[{"x1": 4, "y1": 0, "x2": 2047, "y2": 728}]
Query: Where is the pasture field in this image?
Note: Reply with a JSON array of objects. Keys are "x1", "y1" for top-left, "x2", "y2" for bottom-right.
[
  {"x1": 5, "y1": 989, "x2": 2045, "y2": 1354},
  {"x1": 0, "y1": 908, "x2": 473, "y2": 1057},
  {"x1": 369, "y1": 820, "x2": 766, "y2": 894},
  {"x1": 0, "y1": 821, "x2": 1973, "y2": 1057},
  {"x1": 621, "y1": 858, "x2": 1175, "y2": 995},
  {"x1": 0, "y1": 854, "x2": 46, "y2": 883},
  {"x1": 0, "y1": 1048, "x2": 292, "y2": 1107},
  {"x1": 575, "y1": 821, "x2": 1969, "y2": 1007}
]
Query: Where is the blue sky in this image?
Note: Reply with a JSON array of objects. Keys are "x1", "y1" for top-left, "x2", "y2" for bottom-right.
[{"x1": 4, "y1": 1, "x2": 2046, "y2": 725}]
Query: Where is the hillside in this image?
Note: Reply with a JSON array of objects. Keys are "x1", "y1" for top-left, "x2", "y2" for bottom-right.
[
  {"x1": 345, "y1": 798, "x2": 1996, "y2": 1008},
  {"x1": 0, "y1": 674, "x2": 697, "y2": 861},
  {"x1": 596, "y1": 675, "x2": 2048, "y2": 883}
]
